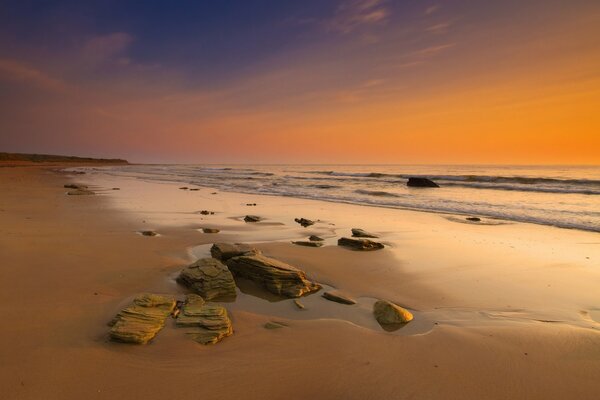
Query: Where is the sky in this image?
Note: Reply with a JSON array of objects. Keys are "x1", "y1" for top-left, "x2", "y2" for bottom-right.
[{"x1": 0, "y1": 0, "x2": 598, "y2": 164}]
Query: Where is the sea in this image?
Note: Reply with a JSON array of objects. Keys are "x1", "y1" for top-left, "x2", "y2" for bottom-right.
[{"x1": 75, "y1": 164, "x2": 600, "y2": 233}]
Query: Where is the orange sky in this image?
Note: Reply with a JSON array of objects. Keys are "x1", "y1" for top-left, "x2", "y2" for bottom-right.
[{"x1": 0, "y1": 1, "x2": 598, "y2": 164}]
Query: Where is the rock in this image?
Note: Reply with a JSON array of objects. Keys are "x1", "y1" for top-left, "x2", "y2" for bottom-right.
[
  {"x1": 244, "y1": 215, "x2": 261, "y2": 222},
  {"x1": 64, "y1": 183, "x2": 87, "y2": 189},
  {"x1": 293, "y1": 299, "x2": 305, "y2": 310},
  {"x1": 177, "y1": 258, "x2": 237, "y2": 301},
  {"x1": 226, "y1": 254, "x2": 321, "y2": 298},
  {"x1": 179, "y1": 186, "x2": 188, "y2": 190},
  {"x1": 109, "y1": 293, "x2": 176, "y2": 344},
  {"x1": 322, "y1": 290, "x2": 356, "y2": 305},
  {"x1": 210, "y1": 243, "x2": 261, "y2": 261},
  {"x1": 189, "y1": 188, "x2": 199, "y2": 191},
  {"x1": 140, "y1": 230, "x2": 157, "y2": 237},
  {"x1": 292, "y1": 241, "x2": 323, "y2": 248},
  {"x1": 176, "y1": 294, "x2": 233, "y2": 345},
  {"x1": 294, "y1": 218, "x2": 315, "y2": 227},
  {"x1": 466, "y1": 217, "x2": 481, "y2": 222},
  {"x1": 351, "y1": 228, "x2": 378, "y2": 238},
  {"x1": 406, "y1": 177, "x2": 439, "y2": 188},
  {"x1": 309, "y1": 235, "x2": 324, "y2": 241},
  {"x1": 112, "y1": 187, "x2": 120, "y2": 190},
  {"x1": 373, "y1": 300, "x2": 413, "y2": 325},
  {"x1": 202, "y1": 228, "x2": 220, "y2": 233},
  {"x1": 67, "y1": 189, "x2": 95, "y2": 195},
  {"x1": 337, "y1": 237, "x2": 384, "y2": 251},
  {"x1": 199, "y1": 210, "x2": 214, "y2": 215},
  {"x1": 246, "y1": 203, "x2": 257, "y2": 206},
  {"x1": 264, "y1": 321, "x2": 288, "y2": 329}
]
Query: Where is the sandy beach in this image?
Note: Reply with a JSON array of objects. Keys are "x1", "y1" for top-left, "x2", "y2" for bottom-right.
[{"x1": 0, "y1": 164, "x2": 598, "y2": 400}]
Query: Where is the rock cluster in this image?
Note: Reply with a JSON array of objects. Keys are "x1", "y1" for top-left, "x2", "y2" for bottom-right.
[
  {"x1": 338, "y1": 237, "x2": 384, "y2": 251},
  {"x1": 109, "y1": 293, "x2": 176, "y2": 344},
  {"x1": 177, "y1": 258, "x2": 237, "y2": 301},
  {"x1": 226, "y1": 254, "x2": 321, "y2": 298},
  {"x1": 294, "y1": 218, "x2": 315, "y2": 227},
  {"x1": 176, "y1": 294, "x2": 233, "y2": 345},
  {"x1": 210, "y1": 243, "x2": 261, "y2": 261},
  {"x1": 373, "y1": 300, "x2": 413, "y2": 325}
]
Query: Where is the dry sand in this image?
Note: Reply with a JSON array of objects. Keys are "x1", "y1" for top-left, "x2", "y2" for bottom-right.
[{"x1": 0, "y1": 165, "x2": 599, "y2": 400}]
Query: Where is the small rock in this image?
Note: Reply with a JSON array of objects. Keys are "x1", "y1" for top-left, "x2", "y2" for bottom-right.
[
  {"x1": 179, "y1": 187, "x2": 189, "y2": 190},
  {"x1": 294, "y1": 218, "x2": 315, "y2": 227},
  {"x1": 189, "y1": 188, "x2": 199, "y2": 191},
  {"x1": 351, "y1": 228, "x2": 378, "y2": 238},
  {"x1": 112, "y1": 187, "x2": 120, "y2": 190},
  {"x1": 140, "y1": 230, "x2": 157, "y2": 237},
  {"x1": 210, "y1": 243, "x2": 261, "y2": 261},
  {"x1": 264, "y1": 321, "x2": 288, "y2": 330},
  {"x1": 466, "y1": 217, "x2": 481, "y2": 222},
  {"x1": 322, "y1": 290, "x2": 356, "y2": 305},
  {"x1": 244, "y1": 215, "x2": 261, "y2": 222},
  {"x1": 202, "y1": 228, "x2": 220, "y2": 233},
  {"x1": 199, "y1": 210, "x2": 214, "y2": 215},
  {"x1": 211, "y1": 192, "x2": 218, "y2": 195},
  {"x1": 246, "y1": 203, "x2": 257, "y2": 206},
  {"x1": 337, "y1": 237, "x2": 384, "y2": 251},
  {"x1": 309, "y1": 235, "x2": 324, "y2": 241},
  {"x1": 293, "y1": 299, "x2": 305, "y2": 310},
  {"x1": 373, "y1": 300, "x2": 413, "y2": 325},
  {"x1": 407, "y1": 177, "x2": 439, "y2": 188},
  {"x1": 67, "y1": 189, "x2": 95, "y2": 196},
  {"x1": 64, "y1": 183, "x2": 87, "y2": 189},
  {"x1": 292, "y1": 241, "x2": 323, "y2": 248}
]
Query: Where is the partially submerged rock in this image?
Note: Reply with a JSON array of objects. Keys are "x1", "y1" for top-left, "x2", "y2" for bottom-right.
[
  {"x1": 202, "y1": 228, "x2": 220, "y2": 233},
  {"x1": 373, "y1": 300, "x2": 413, "y2": 325},
  {"x1": 176, "y1": 294, "x2": 232, "y2": 345},
  {"x1": 177, "y1": 258, "x2": 237, "y2": 301},
  {"x1": 179, "y1": 187, "x2": 188, "y2": 190},
  {"x1": 466, "y1": 217, "x2": 481, "y2": 222},
  {"x1": 351, "y1": 228, "x2": 378, "y2": 238},
  {"x1": 309, "y1": 235, "x2": 324, "y2": 241},
  {"x1": 292, "y1": 241, "x2": 323, "y2": 248},
  {"x1": 294, "y1": 218, "x2": 315, "y2": 227},
  {"x1": 337, "y1": 237, "x2": 384, "y2": 251},
  {"x1": 210, "y1": 243, "x2": 261, "y2": 261},
  {"x1": 140, "y1": 230, "x2": 157, "y2": 237},
  {"x1": 67, "y1": 189, "x2": 95, "y2": 195},
  {"x1": 244, "y1": 215, "x2": 261, "y2": 222},
  {"x1": 406, "y1": 177, "x2": 439, "y2": 188},
  {"x1": 322, "y1": 290, "x2": 356, "y2": 305},
  {"x1": 64, "y1": 183, "x2": 87, "y2": 189},
  {"x1": 226, "y1": 254, "x2": 321, "y2": 298},
  {"x1": 109, "y1": 293, "x2": 176, "y2": 344}
]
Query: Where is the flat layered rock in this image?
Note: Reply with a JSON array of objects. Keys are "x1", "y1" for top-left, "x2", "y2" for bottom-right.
[
  {"x1": 337, "y1": 237, "x2": 384, "y2": 251},
  {"x1": 226, "y1": 254, "x2": 321, "y2": 298},
  {"x1": 176, "y1": 294, "x2": 233, "y2": 345},
  {"x1": 309, "y1": 235, "x2": 324, "y2": 241},
  {"x1": 351, "y1": 228, "x2": 378, "y2": 238},
  {"x1": 322, "y1": 290, "x2": 356, "y2": 305},
  {"x1": 177, "y1": 258, "x2": 237, "y2": 301},
  {"x1": 292, "y1": 241, "x2": 323, "y2": 247},
  {"x1": 210, "y1": 243, "x2": 261, "y2": 261},
  {"x1": 244, "y1": 215, "x2": 261, "y2": 222},
  {"x1": 109, "y1": 293, "x2": 176, "y2": 344},
  {"x1": 373, "y1": 300, "x2": 413, "y2": 325}
]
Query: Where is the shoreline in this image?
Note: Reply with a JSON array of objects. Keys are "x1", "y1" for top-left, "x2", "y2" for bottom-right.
[{"x1": 1, "y1": 165, "x2": 599, "y2": 399}]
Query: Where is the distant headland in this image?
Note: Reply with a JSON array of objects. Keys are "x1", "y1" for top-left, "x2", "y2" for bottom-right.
[{"x1": 0, "y1": 152, "x2": 128, "y2": 165}]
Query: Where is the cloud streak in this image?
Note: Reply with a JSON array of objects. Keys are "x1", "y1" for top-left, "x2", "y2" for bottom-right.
[{"x1": 327, "y1": 0, "x2": 389, "y2": 33}]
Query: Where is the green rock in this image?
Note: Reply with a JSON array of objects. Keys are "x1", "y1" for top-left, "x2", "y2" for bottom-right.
[
  {"x1": 210, "y1": 243, "x2": 261, "y2": 261},
  {"x1": 177, "y1": 258, "x2": 237, "y2": 301},
  {"x1": 176, "y1": 294, "x2": 233, "y2": 345},
  {"x1": 109, "y1": 293, "x2": 176, "y2": 344},
  {"x1": 373, "y1": 300, "x2": 413, "y2": 325}
]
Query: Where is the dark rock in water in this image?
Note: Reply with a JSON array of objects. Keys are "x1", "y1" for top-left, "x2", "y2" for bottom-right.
[
  {"x1": 309, "y1": 235, "x2": 324, "y2": 242},
  {"x1": 199, "y1": 210, "x2": 214, "y2": 215},
  {"x1": 177, "y1": 258, "x2": 237, "y2": 301},
  {"x1": 140, "y1": 230, "x2": 158, "y2": 237},
  {"x1": 292, "y1": 241, "x2": 323, "y2": 248},
  {"x1": 64, "y1": 183, "x2": 87, "y2": 189},
  {"x1": 373, "y1": 300, "x2": 413, "y2": 325},
  {"x1": 210, "y1": 243, "x2": 261, "y2": 261},
  {"x1": 246, "y1": 203, "x2": 257, "y2": 206},
  {"x1": 322, "y1": 290, "x2": 356, "y2": 305},
  {"x1": 67, "y1": 189, "x2": 95, "y2": 195},
  {"x1": 176, "y1": 294, "x2": 233, "y2": 345},
  {"x1": 244, "y1": 215, "x2": 261, "y2": 222},
  {"x1": 294, "y1": 218, "x2": 315, "y2": 227},
  {"x1": 226, "y1": 254, "x2": 321, "y2": 298},
  {"x1": 109, "y1": 293, "x2": 176, "y2": 344},
  {"x1": 351, "y1": 228, "x2": 378, "y2": 238},
  {"x1": 337, "y1": 237, "x2": 384, "y2": 251},
  {"x1": 179, "y1": 187, "x2": 188, "y2": 190},
  {"x1": 466, "y1": 217, "x2": 481, "y2": 222},
  {"x1": 406, "y1": 177, "x2": 439, "y2": 188},
  {"x1": 264, "y1": 321, "x2": 288, "y2": 329},
  {"x1": 202, "y1": 228, "x2": 220, "y2": 233}
]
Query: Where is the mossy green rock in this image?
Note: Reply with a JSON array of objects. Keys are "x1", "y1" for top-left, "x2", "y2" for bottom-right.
[
  {"x1": 176, "y1": 294, "x2": 233, "y2": 345},
  {"x1": 210, "y1": 242, "x2": 261, "y2": 261},
  {"x1": 373, "y1": 300, "x2": 413, "y2": 325},
  {"x1": 109, "y1": 293, "x2": 176, "y2": 344},
  {"x1": 226, "y1": 254, "x2": 321, "y2": 298},
  {"x1": 177, "y1": 258, "x2": 237, "y2": 301}
]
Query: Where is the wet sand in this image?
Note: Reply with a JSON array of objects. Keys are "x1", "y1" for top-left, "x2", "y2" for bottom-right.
[{"x1": 1, "y1": 166, "x2": 599, "y2": 400}]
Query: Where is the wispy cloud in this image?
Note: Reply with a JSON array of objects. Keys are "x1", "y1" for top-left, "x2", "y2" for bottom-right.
[
  {"x1": 412, "y1": 43, "x2": 456, "y2": 57},
  {"x1": 327, "y1": 0, "x2": 390, "y2": 34},
  {"x1": 0, "y1": 59, "x2": 68, "y2": 92},
  {"x1": 425, "y1": 22, "x2": 452, "y2": 34},
  {"x1": 82, "y1": 32, "x2": 134, "y2": 66},
  {"x1": 425, "y1": 5, "x2": 440, "y2": 15}
]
